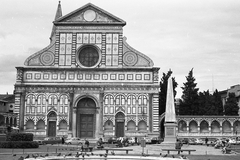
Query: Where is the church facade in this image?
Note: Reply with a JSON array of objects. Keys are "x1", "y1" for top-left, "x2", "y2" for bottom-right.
[{"x1": 14, "y1": 3, "x2": 160, "y2": 139}]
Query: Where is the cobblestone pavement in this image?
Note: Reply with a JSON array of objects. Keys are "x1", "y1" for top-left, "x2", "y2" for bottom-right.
[{"x1": 0, "y1": 143, "x2": 239, "y2": 160}]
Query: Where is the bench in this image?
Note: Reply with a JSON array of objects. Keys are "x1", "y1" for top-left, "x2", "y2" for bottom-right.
[
  {"x1": 222, "y1": 147, "x2": 232, "y2": 154},
  {"x1": 81, "y1": 146, "x2": 93, "y2": 152},
  {"x1": 102, "y1": 148, "x2": 133, "y2": 154},
  {"x1": 162, "y1": 149, "x2": 196, "y2": 155}
]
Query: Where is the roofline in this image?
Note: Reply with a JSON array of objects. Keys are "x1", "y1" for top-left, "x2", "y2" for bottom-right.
[
  {"x1": 53, "y1": 22, "x2": 126, "y2": 26},
  {"x1": 16, "y1": 66, "x2": 160, "y2": 72},
  {"x1": 55, "y1": 3, "x2": 126, "y2": 26}
]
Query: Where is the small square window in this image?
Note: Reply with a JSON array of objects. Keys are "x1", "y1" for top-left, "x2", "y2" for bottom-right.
[
  {"x1": 68, "y1": 73, "x2": 75, "y2": 80},
  {"x1": 110, "y1": 74, "x2": 116, "y2": 80},
  {"x1": 60, "y1": 74, "x2": 66, "y2": 80},
  {"x1": 102, "y1": 74, "x2": 108, "y2": 80},
  {"x1": 35, "y1": 73, "x2": 41, "y2": 80},
  {"x1": 85, "y1": 74, "x2": 91, "y2": 80},
  {"x1": 94, "y1": 74, "x2": 100, "y2": 80},
  {"x1": 26, "y1": 73, "x2": 32, "y2": 80},
  {"x1": 144, "y1": 74, "x2": 150, "y2": 80},
  {"x1": 119, "y1": 74, "x2": 125, "y2": 80},
  {"x1": 127, "y1": 74, "x2": 133, "y2": 80},
  {"x1": 43, "y1": 73, "x2": 49, "y2": 80},
  {"x1": 77, "y1": 73, "x2": 83, "y2": 80},
  {"x1": 52, "y1": 74, "x2": 58, "y2": 80},
  {"x1": 136, "y1": 74, "x2": 142, "y2": 80}
]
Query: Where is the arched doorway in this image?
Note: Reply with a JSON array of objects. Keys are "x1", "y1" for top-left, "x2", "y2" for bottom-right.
[
  {"x1": 115, "y1": 112, "x2": 125, "y2": 138},
  {"x1": 47, "y1": 111, "x2": 57, "y2": 137},
  {"x1": 77, "y1": 97, "x2": 96, "y2": 138}
]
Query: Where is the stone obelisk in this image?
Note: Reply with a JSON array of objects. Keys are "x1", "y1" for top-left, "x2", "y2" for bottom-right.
[{"x1": 163, "y1": 76, "x2": 177, "y2": 144}]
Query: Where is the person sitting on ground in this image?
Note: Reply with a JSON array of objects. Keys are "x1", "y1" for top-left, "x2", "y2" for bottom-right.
[
  {"x1": 175, "y1": 139, "x2": 183, "y2": 154},
  {"x1": 214, "y1": 139, "x2": 223, "y2": 149},
  {"x1": 116, "y1": 137, "x2": 123, "y2": 147},
  {"x1": 85, "y1": 139, "x2": 90, "y2": 147},
  {"x1": 222, "y1": 139, "x2": 231, "y2": 154},
  {"x1": 96, "y1": 138, "x2": 104, "y2": 149}
]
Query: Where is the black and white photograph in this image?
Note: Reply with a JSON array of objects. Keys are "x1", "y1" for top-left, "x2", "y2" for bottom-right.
[{"x1": 0, "y1": 0, "x2": 240, "y2": 159}]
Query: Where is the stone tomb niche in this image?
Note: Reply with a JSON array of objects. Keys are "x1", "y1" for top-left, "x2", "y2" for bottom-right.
[
  {"x1": 47, "y1": 111, "x2": 57, "y2": 137},
  {"x1": 211, "y1": 120, "x2": 220, "y2": 133},
  {"x1": 77, "y1": 97, "x2": 96, "y2": 138},
  {"x1": 200, "y1": 120, "x2": 209, "y2": 133},
  {"x1": 233, "y1": 120, "x2": 240, "y2": 134},
  {"x1": 222, "y1": 121, "x2": 231, "y2": 133},
  {"x1": 178, "y1": 120, "x2": 187, "y2": 133},
  {"x1": 189, "y1": 121, "x2": 198, "y2": 133}
]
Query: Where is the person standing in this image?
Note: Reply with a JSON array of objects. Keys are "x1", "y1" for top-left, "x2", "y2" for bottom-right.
[
  {"x1": 175, "y1": 139, "x2": 182, "y2": 154},
  {"x1": 61, "y1": 136, "x2": 65, "y2": 145},
  {"x1": 205, "y1": 137, "x2": 208, "y2": 146}
]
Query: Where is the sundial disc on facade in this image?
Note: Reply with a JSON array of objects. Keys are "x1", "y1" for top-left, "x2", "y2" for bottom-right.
[{"x1": 83, "y1": 9, "x2": 96, "y2": 21}]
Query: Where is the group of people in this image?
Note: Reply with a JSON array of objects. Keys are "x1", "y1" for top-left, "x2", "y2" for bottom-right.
[{"x1": 214, "y1": 139, "x2": 231, "y2": 154}]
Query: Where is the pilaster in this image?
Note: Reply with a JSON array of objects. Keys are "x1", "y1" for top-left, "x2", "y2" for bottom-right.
[
  {"x1": 72, "y1": 107, "x2": 76, "y2": 137},
  {"x1": 68, "y1": 91, "x2": 74, "y2": 137}
]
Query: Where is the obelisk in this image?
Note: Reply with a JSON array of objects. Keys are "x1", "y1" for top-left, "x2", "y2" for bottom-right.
[{"x1": 163, "y1": 76, "x2": 177, "y2": 144}]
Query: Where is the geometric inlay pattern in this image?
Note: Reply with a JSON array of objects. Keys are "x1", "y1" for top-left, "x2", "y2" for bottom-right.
[
  {"x1": 123, "y1": 51, "x2": 138, "y2": 66},
  {"x1": 40, "y1": 52, "x2": 54, "y2": 66}
]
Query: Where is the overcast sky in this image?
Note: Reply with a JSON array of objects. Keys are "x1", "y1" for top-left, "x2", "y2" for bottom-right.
[{"x1": 1, "y1": 0, "x2": 240, "y2": 98}]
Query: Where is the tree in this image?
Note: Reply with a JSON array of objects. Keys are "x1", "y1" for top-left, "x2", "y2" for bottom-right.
[
  {"x1": 224, "y1": 92, "x2": 239, "y2": 115},
  {"x1": 179, "y1": 68, "x2": 199, "y2": 115},
  {"x1": 198, "y1": 90, "x2": 214, "y2": 115},
  {"x1": 159, "y1": 69, "x2": 178, "y2": 115},
  {"x1": 212, "y1": 89, "x2": 224, "y2": 115},
  {"x1": 197, "y1": 89, "x2": 224, "y2": 115}
]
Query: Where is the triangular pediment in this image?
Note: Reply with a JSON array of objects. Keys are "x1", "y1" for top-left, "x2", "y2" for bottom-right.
[{"x1": 54, "y1": 3, "x2": 126, "y2": 26}]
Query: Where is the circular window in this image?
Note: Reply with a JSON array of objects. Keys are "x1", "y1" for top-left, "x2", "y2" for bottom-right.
[
  {"x1": 83, "y1": 9, "x2": 96, "y2": 21},
  {"x1": 77, "y1": 45, "x2": 100, "y2": 68}
]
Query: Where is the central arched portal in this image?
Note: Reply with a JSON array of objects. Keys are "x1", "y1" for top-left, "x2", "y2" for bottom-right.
[{"x1": 77, "y1": 97, "x2": 96, "y2": 138}]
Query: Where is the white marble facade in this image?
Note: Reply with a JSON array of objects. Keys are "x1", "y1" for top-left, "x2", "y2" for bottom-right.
[{"x1": 14, "y1": 3, "x2": 160, "y2": 139}]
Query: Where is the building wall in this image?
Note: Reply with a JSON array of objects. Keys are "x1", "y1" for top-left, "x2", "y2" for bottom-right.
[{"x1": 220, "y1": 85, "x2": 240, "y2": 115}]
